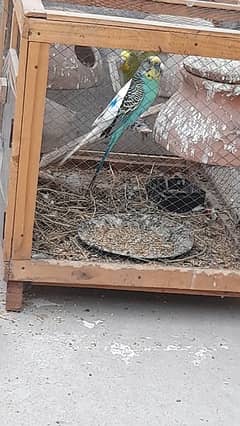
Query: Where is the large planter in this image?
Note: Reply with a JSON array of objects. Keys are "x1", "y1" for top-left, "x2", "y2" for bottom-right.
[{"x1": 154, "y1": 56, "x2": 240, "y2": 166}]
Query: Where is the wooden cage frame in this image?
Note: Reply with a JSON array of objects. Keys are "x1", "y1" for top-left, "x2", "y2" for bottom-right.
[{"x1": 1, "y1": 0, "x2": 240, "y2": 310}]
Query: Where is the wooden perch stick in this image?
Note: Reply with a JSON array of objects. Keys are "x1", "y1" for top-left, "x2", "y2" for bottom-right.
[
  {"x1": 40, "y1": 135, "x2": 88, "y2": 169},
  {"x1": 40, "y1": 103, "x2": 163, "y2": 169}
]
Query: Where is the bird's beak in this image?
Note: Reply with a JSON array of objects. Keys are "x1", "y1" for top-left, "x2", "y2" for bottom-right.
[
  {"x1": 160, "y1": 62, "x2": 165, "y2": 72},
  {"x1": 120, "y1": 50, "x2": 130, "y2": 65},
  {"x1": 119, "y1": 55, "x2": 125, "y2": 65},
  {"x1": 153, "y1": 61, "x2": 165, "y2": 75},
  {"x1": 151, "y1": 57, "x2": 165, "y2": 74}
]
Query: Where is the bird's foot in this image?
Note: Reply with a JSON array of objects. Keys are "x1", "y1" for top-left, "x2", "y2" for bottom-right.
[{"x1": 131, "y1": 118, "x2": 152, "y2": 135}]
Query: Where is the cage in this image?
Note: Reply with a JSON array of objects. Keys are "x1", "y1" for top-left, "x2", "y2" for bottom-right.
[{"x1": 1, "y1": 0, "x2": 240, "y2": 311}]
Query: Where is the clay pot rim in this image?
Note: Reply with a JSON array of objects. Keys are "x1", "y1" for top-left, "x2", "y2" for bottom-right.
[
  {"x1": 180, "y1": 66, "x2": 240, "y2": 95},
  {"x1": 183, "y1": 57, "x2": 240, "y2": 85}
]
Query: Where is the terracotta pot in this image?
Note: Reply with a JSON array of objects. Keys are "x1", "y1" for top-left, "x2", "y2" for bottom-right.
[
  {"x1": 154, "y1": 57, "x2": 240, "y2": 167},
  {"x1": 48, "y1": 45, "x2": 104, "y2": 90}
]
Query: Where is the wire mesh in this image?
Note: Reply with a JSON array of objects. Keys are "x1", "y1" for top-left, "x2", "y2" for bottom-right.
[
  {"x1": 34, "y1": 39, "x2": 240, "y2": 268},
  {"x1": 42, "y1": 0, "x2": 240, "y2": 30}
]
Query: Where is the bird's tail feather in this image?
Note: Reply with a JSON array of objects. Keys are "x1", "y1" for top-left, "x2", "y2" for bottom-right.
[{"x1": 59, "y1": 126, "x2": 105, "y2": 166}]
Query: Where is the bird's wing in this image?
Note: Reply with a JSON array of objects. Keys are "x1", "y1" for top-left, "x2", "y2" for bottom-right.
[
  {"x1": 59, "y1": 79, "x2": 132, "y2": 165},
  {"x1": 92, "y1": 79, "x2": 132, "y2": 128},
  {"x1": 110, "y1": 78, "x2": 145, "y2": 130}
]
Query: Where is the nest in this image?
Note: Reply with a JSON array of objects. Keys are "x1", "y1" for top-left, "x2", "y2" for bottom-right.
[{"x1": 33, "y1": 163, "x2": 240, "y2": 269}]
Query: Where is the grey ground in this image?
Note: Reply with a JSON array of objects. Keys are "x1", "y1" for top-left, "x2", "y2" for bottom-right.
[{"x1": 1, "y1": 275, "x2": 240, "y2": 425}]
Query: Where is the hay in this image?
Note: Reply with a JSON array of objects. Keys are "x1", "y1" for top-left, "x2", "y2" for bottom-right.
[{"x1": 33, "y1": 164, "x2": 240, "y2": 268}]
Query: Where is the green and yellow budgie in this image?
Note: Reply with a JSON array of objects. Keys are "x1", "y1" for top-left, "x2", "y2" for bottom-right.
[
  {"x1": 119, "y1": 50, "x2": 158, "y2": 84},
  {"x1": 89, "y1": 55, "x2": 164, "y2": 188}
]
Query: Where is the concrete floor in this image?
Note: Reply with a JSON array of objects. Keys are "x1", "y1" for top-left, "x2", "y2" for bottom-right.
[{"x1": 0, "y1": 278, "x2": 240, "y2": 426}]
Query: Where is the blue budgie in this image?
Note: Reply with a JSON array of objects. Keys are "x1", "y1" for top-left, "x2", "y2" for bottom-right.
[
  {"x1": 89, "y1": 55, "x2": 164, "y2": 187},
  {"x1": 60, "y1": 78, "x2": 133, "y2": 166}
]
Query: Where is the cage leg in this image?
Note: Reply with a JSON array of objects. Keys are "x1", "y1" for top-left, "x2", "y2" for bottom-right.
[{"x1": 6, "y1": 281, "x2": 24, "y2": 311}]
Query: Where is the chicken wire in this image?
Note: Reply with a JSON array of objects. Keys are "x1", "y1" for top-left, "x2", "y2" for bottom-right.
[
  {"x1": 42, "y1": 0, "x2": 240, "y2": 30},
  {"x1": 32, "y1": 41, "x2": 240, "y2": 268}
]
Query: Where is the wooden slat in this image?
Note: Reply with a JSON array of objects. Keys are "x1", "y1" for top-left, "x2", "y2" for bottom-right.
[
  {"x1": 10, "y1": 9, "x2": 19, "y2": 50},
  {"x1": 3, "y1": 39, "x2": 28, "y2": 261},
  {"x1": 9, "y1": 259, "x2": 240, "y2": 294},
  {"x1": 12, "y1": 0, "x2": 25, "y2": 33},
  {"x1": 42, "y1": 149, "x2": 191, "y2": 170},
  {"x1": 11, "y1": 42, "x2": 49, "y2": 259},
  {"x1": 28, "y1": 15, "x2": 240, "y2": 59}
]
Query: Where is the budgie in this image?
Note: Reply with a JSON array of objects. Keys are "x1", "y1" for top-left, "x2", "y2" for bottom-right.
[
  {"x1": 61, "y1": 55, "x2": 163, "y2": 166},
  {"x1": 119, "y1": 50, "x2": 158, "y2": 84},
  {"x1": 88, "y1": 55, "x2": 164, "y2": 188}
]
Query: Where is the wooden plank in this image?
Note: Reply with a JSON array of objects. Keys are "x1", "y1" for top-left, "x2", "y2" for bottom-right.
[
  {"x1": 3, "y1": 39, "x2": 28, "y2": 261},
  {"x1": 20, "y1": 0, "x2": 46, "y2": 17},
  {"x1": 41, "y1": 149, "x2": 191, "y2": 170},
  {"x1": 9, "y1": 259, "x2": 240, "y2": 294},
  {"x1": 11, "y1": 42, "x2": 49, "y2": 260},
  {"x1": 28, "y1": 16, "x2": 240, "y2": 60},
  {"x1": 12, "y1": 0, "x2": 25, "y2": 33},
  {"x1": 6, "y1": 281, "x2": 24, "y2": 311}
]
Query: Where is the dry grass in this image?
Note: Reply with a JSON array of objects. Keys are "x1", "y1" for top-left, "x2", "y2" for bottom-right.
[{"x1": 33, "y1": 163, "x2": 240, "y2": 269}]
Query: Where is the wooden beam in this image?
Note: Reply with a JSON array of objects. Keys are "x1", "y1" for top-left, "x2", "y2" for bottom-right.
[
  {"x1": 11, "y1": 42, "x2": 49, "y2": 259},
  {"x1": 12, "y1": 0, "x2": 25, "y2": 34},
  {"x1": 6, "y1": 281, "x2": 24, "y2": 311},
  {"x1": 9, "y1": 259, "x2": 240, "y2": 294},
  {"x1": 28, "y1": 15, "x2": 240, "y2": 59}
]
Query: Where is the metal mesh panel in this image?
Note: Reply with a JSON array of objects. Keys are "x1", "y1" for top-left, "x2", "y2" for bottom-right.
[
  {"x1": 34, "y1": 38, "x2": 240, "y2": 269},
  {"x1": 0, "y1": 72, "x2": 15, "y2": 241},
  {"x1": 42, "y1": 0, "x2": 240, "y2": 30}
]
